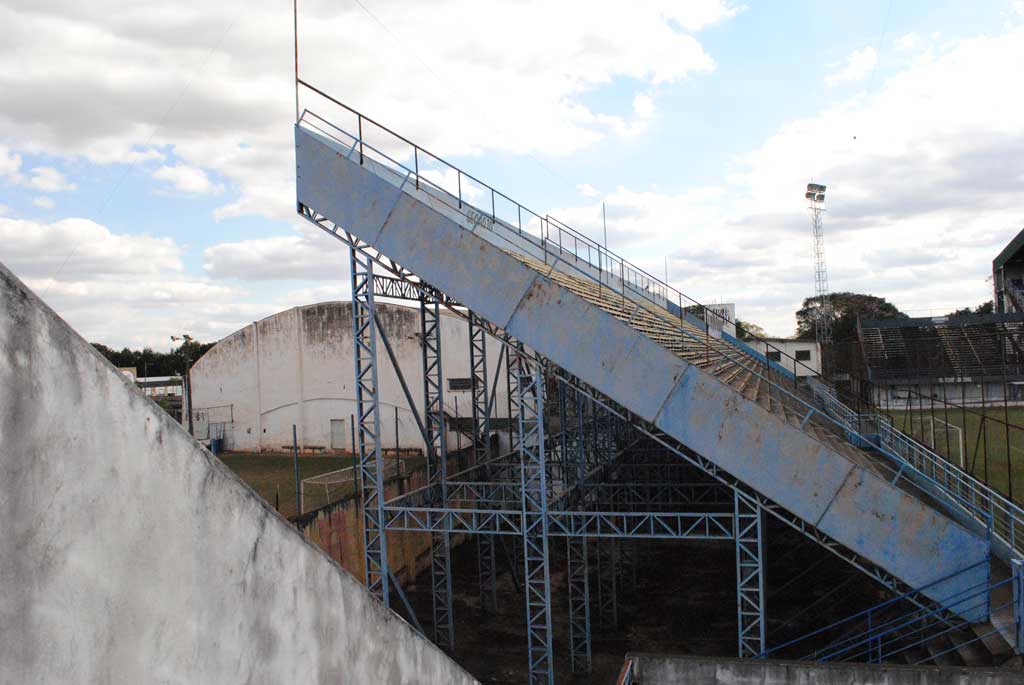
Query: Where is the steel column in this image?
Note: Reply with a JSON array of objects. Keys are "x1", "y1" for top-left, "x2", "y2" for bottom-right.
[
  {"x1": 597, "y1": 538, "x2": 619, "y2": 629},
  {"x1": 469, "y1": 312, "x2": 498, "y2": 615},
  {"x1": 735, "y1": 489, "x2": 766, "y2": 657},
  {"x1": 508, "y1": 342, "x2": 524, "y2": 579},
  {"x1": 516, "y1": 360, "x2": 554, "y2": 684},
  {"x1": 1013, "y1": 558, "x2": 1024, "y2": 654},
  {"x1": 349, "y1": 241, "x2": 389, "y2": 606},
  {"x1": 567, "y1": 536, "x2": 592, "y2": 674},
  {"x1": 421, "y1": 295, "x2": 454, "y2": 649}
]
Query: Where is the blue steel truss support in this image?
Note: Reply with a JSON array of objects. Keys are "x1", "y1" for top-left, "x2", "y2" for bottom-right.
[
  {"x1": 470, "y1": 312, "x2": 498, "y2": 615},
  {"x1": 381, "y1": 506, "x2": 735, "y2": 538},
  {"x1": 575, "y1": 392, "x2": 587, "y2": 486},
  {"x1": 596, "y1": 538, "x2": 619, "y2": 629},
  {"x1": 349, "y1": 240, "x2": 389, "y2": 607},
  {"x1": 517, "y1": 361, "x2": 554, "y2": 685},
  {"x1": 567, "y1": 536, "x2": 592, "y2": 674},
  {"x1": 1014, "y1": 559, "x2": 1024, "y2": 654},
  {"x1": 421, "y1": 294, "x2": 454, "y2": 649},
  {"x1": 558, "y1": 381, "x2": 571, "y2": 486},
  {"x1": 301, "y1": 204, "x2": 946, "y2": 615},
  {"x1": 508, "y1": 342, "x2": 524, "y2": 582},
  {"x1": 735, "y1": 489, "x2": 766, "y2": 657}
]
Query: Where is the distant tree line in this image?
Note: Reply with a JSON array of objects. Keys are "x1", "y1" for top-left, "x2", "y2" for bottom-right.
[
  {"x1": 735, "y1": 295, "x2": 996, "y2": 344},
  {"x1": 91, "y1": 339, "x2": 215, "y2": 377},
  {"x1": 946, "y1": 300, "x2": 994, "y2": 317}
]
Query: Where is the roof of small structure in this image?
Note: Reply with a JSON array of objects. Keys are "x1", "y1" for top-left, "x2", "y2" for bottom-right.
[{"x1": 993, "y1": 227, "x2": 1024, "y2": 271}]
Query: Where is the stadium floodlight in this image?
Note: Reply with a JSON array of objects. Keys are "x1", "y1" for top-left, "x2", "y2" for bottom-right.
[{"x1": 807, "y1": 182, "x2": 826, "y2": 194}]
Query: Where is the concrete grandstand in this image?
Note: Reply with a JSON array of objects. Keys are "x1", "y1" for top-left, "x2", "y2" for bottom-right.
[{"x1": 289, "y1": 82, "x2": 1024, "y2": 683}]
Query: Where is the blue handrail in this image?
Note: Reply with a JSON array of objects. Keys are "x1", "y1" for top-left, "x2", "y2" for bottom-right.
[{"x1": 296, "y1": 90, "x2": 1018, "y2": 557}]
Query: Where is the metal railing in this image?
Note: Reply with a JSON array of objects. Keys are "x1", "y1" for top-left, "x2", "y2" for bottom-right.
[
  {"x1": 810, "y1": 381, "x2": 1024, "y2": 557},
  {"x1": 295, "y1": 83, "x2": 1003, "y2": 537},
  {"x1": 296, "y1": 80, "x2": 822, "y2": 381},
  {"x1": 764, "y1": 560, "x2": 1019, "y2": 664},
  {"x1": 615, "y1": 657, "x2": 636, "y2": 685}
]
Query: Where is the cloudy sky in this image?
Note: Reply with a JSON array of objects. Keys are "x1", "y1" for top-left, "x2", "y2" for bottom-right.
[{"x1": 2, "y1": 0, "x2": 1023, "y2": 348}]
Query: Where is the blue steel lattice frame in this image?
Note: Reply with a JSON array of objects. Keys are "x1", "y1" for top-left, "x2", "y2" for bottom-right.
[
  {"x1": 297, "y1": 206, "x2": 949, "y2": 678},
  {"x1": 1014, "y1": 559, "x2": 1024, "y2": 654},
  {"x1": 517, "y1": 360, "x2": 555, "y2": 684},
  {"x1": 735, "y1": 489, "x2": 766, "y2": 657},
  {"x1": 349, "y1": 239, "x2": 389, "y2": 607},
  {"x1": 470, "y1": 312, "x2": 498, "y2": 615},
  {"x1": 421, "y1": 294, "x2": 455, "y2": 649},
  {"x1": 567, "y1": 536, "x2": 592, "y2": 673},
  {"x1": 597, "y1": 538, "x2": 618, "y2": 629},
  {"x1": 508, "y1": 342, "x2": 525, "y2": 582}
]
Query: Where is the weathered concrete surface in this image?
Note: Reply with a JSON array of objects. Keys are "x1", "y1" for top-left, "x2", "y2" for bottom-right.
[
  {"x1": 295, "y1": 125, "x2": 989, "y2": 610},
  {"x1": 191, "y1": 300, "x2": 506, "y2": 452},
  {"x1": 0, "y1": 262, "x2": 477, "y2": 684},
  {"x1": 630, "y1": 653, "x2": 1024, "y2": 684}
]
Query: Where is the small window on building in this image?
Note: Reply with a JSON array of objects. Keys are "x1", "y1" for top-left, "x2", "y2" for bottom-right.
[
  {"x1": 767, "y1": 351, "x2": 781, "y2": 362},
  {"x1": 447, "y1": 377, "x2": 473, "y2": 392},
  {"x1": 795, "y1": 350, "x2": 812, "y2": 361}
]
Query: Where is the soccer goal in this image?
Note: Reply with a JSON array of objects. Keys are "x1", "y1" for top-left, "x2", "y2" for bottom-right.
[{"x1": 908, "y1": 414, "x2": 965, "y2": 469}]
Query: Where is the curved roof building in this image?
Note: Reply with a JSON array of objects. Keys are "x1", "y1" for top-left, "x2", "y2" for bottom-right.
[{"x1": 189, "y1": 301, "x2": 507, "y2": 453}]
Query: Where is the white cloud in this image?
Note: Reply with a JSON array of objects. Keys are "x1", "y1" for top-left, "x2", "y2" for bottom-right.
[
  {"x1": 31, "y1": 196, "x2": 55, "y2": 209},
  {"x1": 550, "y1": 184, "x2": 726, "y2": 251},
  {"x1": 419, "y1": 167, "x2": 484, "y2": 203},
  {"x1": 0, "y1": 216, "x2": 267, "y2": 348},
  {"x1": 202, "y1": 223, "x2": 346, "y2": 281},
  {"x1": 153, "y1": 163, "x2": 223, "y2": 195},
  {"x1": 0, "y1": 152, "x2": 76, "y2": 193},
  {"x1": 632, "y1": 93, "x2": 656, "y2": 118},
  {"x1": 27, "y1": 166, "x2": 76, "y2": 192},
  {"x1": 576, "y1": 27, "x2": 1024, "y2": 336},
  {"x1": 895, "y1": 32, "x2": 922, "y2": 51},
  {"x1": 0, "y1": 203, "x2": 10, "y2": 216},
  {"x1": 576, "y1": 183, "x2": 601, "y2": 198},
  {"x1": 0, "y1": 0, "x2": 736, "y2": 221},
  {"x1": 0, "y1": 216, "x2": 183, "y2": 278},
  {"x1": 825, "y1": 46, "x2": 878, "y2": 86},
  {"x1": 283, "y1": 283, "x2": 352, "y2": 306},
  {"x1": 498, "y1": 26, "x2": 1024, "y2": 338},
  {"x1": 0, "y1": 144, "x2": 22, "y2": 183}
]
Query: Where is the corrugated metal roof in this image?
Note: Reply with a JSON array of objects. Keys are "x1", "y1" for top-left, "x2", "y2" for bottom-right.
[{"x1": 992, "y1": 227, "x2": 1024, "y2": 271}]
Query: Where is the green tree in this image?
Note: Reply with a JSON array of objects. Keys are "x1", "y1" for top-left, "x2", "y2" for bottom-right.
[
  {"x1": 91, "y1": 340, "x2": 215, "y2": 376},
  {"x1": 796, "y1": 292, "x2": 906, "y2": 342},
  {"x1": 736, "y1": 319, "x2": 767, "y2": 341},
  {"x1": 947, "y1": 300, "x2": 994, "y2": 317}
]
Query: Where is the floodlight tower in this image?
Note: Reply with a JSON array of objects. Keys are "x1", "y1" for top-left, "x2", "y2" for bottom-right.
[{"x1": 806, "y1": 183, "x2": 833, "y2": 368}]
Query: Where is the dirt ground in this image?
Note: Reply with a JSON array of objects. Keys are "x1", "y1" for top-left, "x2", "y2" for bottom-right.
[{"x1": 397, "y1": 518, "x2": 885, "y2": 684}]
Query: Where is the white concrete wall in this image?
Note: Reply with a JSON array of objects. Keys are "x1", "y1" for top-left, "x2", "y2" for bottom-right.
[
  {"x1": 190, "y1": 301, "x2": 509, "y2": 452},
  {"x1": 758, "y1": 339, "x2": 821, "y2": 377},
  {"x1": 0, "y1": 262, "x2": 478, "y2": 684}
]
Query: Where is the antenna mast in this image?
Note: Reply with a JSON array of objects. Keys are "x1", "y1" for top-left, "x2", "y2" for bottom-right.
[{"x1": 806, "y1": 182, "x2": 833, "y2": 359}]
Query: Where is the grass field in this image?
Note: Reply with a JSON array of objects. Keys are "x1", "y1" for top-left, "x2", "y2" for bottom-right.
[
  {"x1": 885, "y1": 407, "x2": 1024, "y2": 499},
  {"x1": 219, "y1": 451, "x2": 428, "y2": 518},
  {"x1": 219, "y1": 453, "x2": 358, "y2": 518}
]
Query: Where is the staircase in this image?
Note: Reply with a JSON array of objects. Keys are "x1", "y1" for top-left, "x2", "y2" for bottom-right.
[
  {"x1": 293, "y1": 98, "x2": 991, "y2": 617},
  {"x1": 765, "y1": 559, "x2": 1022, "y2": 667}
]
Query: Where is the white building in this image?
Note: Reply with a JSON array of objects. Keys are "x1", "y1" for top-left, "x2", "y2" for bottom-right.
[
  {"x1": 119, "y1": 368, "x2": 183, "y2": 397},
  {"x1": 188, "y1": 301, "x2": 509, "y2": 453},
  {"x1": 754, "y1": 338, "x2": 821, "y2": 377}
]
